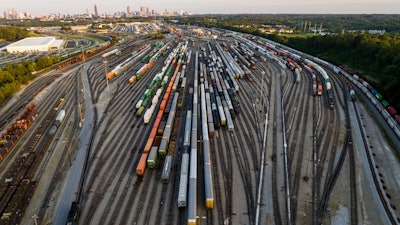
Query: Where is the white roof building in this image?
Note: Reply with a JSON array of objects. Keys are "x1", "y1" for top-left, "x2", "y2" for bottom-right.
[{"x1": 6, "y1": 36, "x2": 64, "y2": 53}]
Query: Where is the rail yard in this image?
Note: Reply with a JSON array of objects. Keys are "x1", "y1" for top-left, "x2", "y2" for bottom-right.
[{"x1": 0, "y1": 25, "x2": 399, "y2": 225}]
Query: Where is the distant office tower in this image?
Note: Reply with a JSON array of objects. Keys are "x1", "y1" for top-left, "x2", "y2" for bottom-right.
[
  {"x1": 12, "y1": 8, "x2": 17, "y2": 19},
  {"x1": 3, "y1": 10, "x2": 8, "y2": 20},
  {"x1": 146, "y1": 7, "x2": 150, "y2": 15},
  {"x1": 127, "y1": 6, "x2": 131, "y2": 15},
  {"x1": 94, "y1": 4, "x2": 98, "y2": 17},
  {"x1": 140, "y1": 6, "x2": 144, "y2": 15},
  {"x1": 87, "y1": 8, "x2": 92, "y2": 17}
]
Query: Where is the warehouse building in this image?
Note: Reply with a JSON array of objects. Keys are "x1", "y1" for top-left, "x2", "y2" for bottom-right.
[{"x1": 6, "y1": 36, "x2": 64, "y2": 53}]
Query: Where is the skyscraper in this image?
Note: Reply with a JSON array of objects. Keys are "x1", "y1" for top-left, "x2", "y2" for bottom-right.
[
  {"x1": 12, "y1": 8, "x2": 17, "y2": 19},
  {"x1": 94, "y1": 5, "x2": 98, "y2": 17},
  {"x1": 87, "y1": 7, "x2": 92, "y2": 18},
  {"x1": 127, "y1": 6, "x2": 131, "y2": 15}
]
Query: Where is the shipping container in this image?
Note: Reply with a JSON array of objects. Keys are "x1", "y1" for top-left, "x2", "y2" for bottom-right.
[
  {"x1": 136, "y1": 153, "x2": 148, "y2": 175},
  {"x1": 136, "y1": 106, "x2": 145, "y2": 116},
  {"x1": 317, "y1": 84, "x2": 323, "y2": 96},
  {"x1": 147, "y1": 147, "x2": 158, "y2": 168},
  {"x1": 387, "y1": 106, "x2": 397, "y2": 117},
  {"x1": 381, "y1": 100, "x2": 390, "y2": 108}
]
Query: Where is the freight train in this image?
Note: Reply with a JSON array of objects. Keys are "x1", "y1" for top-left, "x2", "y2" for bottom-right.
[
  {"x1": 0, "y1": 103, "x2": 38, "y2": 161},
  {"x1": 334, "y1": 66, "x2": 400, "y2": 138},
  {"x1": 48, "y1": 110, "x2": 66, "y2": 135}
]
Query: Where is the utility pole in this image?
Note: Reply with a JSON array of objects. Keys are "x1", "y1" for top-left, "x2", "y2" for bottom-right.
[
  {"x1": 78, "y1": 102, "x2": 83, "y2": 124},
  {"x1": 103, "y1": 60, "x2": 110, "y2": 93},
  {"x1": 32, "y1": 214, "x2": 38, "y2": 225},
  {"x1": 63, "y1": 139, "x2": 72, "y2": 166},
  {"x1": 260, "y1": 70, "x2": 265, "y2": 111},
  {"x1": 81, "y1": 46, "x2": 85, "y2": 64}
]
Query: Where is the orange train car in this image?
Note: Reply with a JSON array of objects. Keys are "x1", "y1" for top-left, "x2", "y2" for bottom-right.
[
  {"x1": 317, "y1": 84, "x2": 323, "y2": 96},
  {"x1": 144, "y1": 137, "x2": 154, "y2": 154},
  {"x1": 136, "y1": 153, "x2": 148, "y2": 175}
]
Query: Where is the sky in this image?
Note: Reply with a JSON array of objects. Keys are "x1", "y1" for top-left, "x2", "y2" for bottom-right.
[{"x1": 2, "y1": 0, "x2": 400, "y2": 16}]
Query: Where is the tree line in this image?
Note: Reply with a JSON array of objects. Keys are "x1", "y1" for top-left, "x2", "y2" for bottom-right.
[
  {"x1": 284, "y1": 33, "x2": 400, "y2": 110},
  {"x1": 0, "y1": 27, "x2": 29, "y2": 41},
  {"x1": 0, "y1": 56, "x2": 60, "y2": 105},
  {"x1": 175, "y1": 14, "x2": 400, "y2": 34}
]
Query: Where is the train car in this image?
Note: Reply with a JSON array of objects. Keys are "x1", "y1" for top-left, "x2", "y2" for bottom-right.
[
  {"x1": 158, "y1": 121, "x2": 166, "y2": 135},
  {"x1": 224, "y1": 106, "x2": 235, "y2": 131},
  {"x1": 48, "y1": 126, "x2": 57, "y2": 136},
  {"x1": 136, "y1": 153, "x2": 148, "y2": 175},
  {"x1": 381, "y1": 100, "x2": 390, "y2": 108},
  {"x1": 46, "y1": 109, "x2": 64, "y2": 135},
  {"x1": 136, "y1": 106, "x2": 145, "y2": 117},
  {"x1": 187, "y1": 149, "x2": 197, "y2": 225},
  {"x1": 396, "y1": 115, "x2": 400, "y2": 124},
  {"x1": 55, "y1": 110, "x2": 66, "y2": 125},
  {"x1": 129, "y1": 75, "x2": 137, "y2": 84},
  {"x1": 183, "y1": 111, "x2": 192, "y2": 147},
  {"x1": 375, "y1": 93, "x2": 383, "y2": 101},
  {"x1": 178, "y1": 153, "x2": 189, "y2": 207},
  {"x1": 349, "y1": 89, "x2": 357, "y2": 101},
  {"x1": 327, "y1": 90, "x2": 334, "y2": 109},
  {"x1": 147, "y1": 146, "x2": 158, "y2": 168},
  {"x1": 143, "y1": 105, "x2": 156, "y2": 124},
  {"x1": 294, "y1": 68, "x2": 301, "y2": 83},
  {"x1": 188, "y1": 52, "x2": 198, "y2": 225},
  {"x1": 66, "y1": 201, "x2": 80, "y2": 225},
  {"x1": 387, "y1": 106, "x2": 397, "y2": 117},
  {"x1": 317, "y1": 84, "x2": 323, "y2": 96},
  {"x1": 161, "y1": 155, "x2": 172, "y2": 183},
  {"x1": 204, "y1": 163, "x2": 214, "y2": 209},
  {"x1": 216, "y1": 96, "x2": 226, "y2": 126}
]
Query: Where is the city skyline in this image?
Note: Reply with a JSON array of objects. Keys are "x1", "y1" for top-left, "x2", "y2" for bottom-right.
[{"x1": 1, "y1": 0, "x2": 400, "y2": 17}]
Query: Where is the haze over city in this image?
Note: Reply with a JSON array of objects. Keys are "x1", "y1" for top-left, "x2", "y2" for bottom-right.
[{"x1": 2, "y1": 0, "x2": 400, "y2": 16}]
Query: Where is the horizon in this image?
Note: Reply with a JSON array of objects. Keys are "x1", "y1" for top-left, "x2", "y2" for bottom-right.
[{"x1": 2, "y1": 1, "x2": 400, "y2": 17}]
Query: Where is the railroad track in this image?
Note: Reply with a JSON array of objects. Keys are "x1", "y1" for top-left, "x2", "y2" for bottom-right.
[
  {"x1": 80, "y1": 43, "x2": 175, "y2": 224},
  {"x1": 210, "y1": 138, "x2": 224, "y2": 225},
  {"x1": 0, "y1": 70, "x2": 78, "y2": 225},
  {"x1": 35, "y1": 72, "x2": 80, "y2": 223},
  {"x1": 131, "y1": 170, "x2": 154, "y2": 224},
  {"x1": 348, "y1": 125, "x2": 358, "y2": 225},
  {"x1": 229, "y1": 128, "x2": 256, "y2": 224},
  {"x1": 284, "y1": 69, "x2": 312, "y2": 224},
  {"x1": 165, "y1": 154, "x2": 186, "y2": 225},
  {"x1": 352, "y1": 100, "x2": 399, "y2": 225},
  {"x1": 0, "y1": 73, "x2": 61, "y2": 132},
  {"x1": 215, "y1": 129, "x2": 233, "y2": 224}
]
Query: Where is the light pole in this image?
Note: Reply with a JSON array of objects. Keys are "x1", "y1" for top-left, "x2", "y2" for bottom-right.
[
  {"x1": 103, "y1": 60, "x2": 110, "y2": 93},
  {"x1": 32, "y1": 214, "x2": 38, "y2": 225},
  {"x1": 260, "y1": 70, "x2": 265, "y2": 111},
  {"x1": 81, "y1": 46, "x2": 85, "y2": 64}
]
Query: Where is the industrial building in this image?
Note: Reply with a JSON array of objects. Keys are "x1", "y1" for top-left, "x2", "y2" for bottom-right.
[{"x1": 5, "y1": 36, "x2": 64, "y2": 53}]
